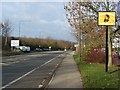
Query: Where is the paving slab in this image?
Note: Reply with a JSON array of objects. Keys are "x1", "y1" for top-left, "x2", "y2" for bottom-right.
[{"x1": 48, "y1": 52, "x2": 83, "y2": 88}]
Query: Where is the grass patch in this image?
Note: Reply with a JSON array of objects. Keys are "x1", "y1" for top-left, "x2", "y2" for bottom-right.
[
  {"x1": 2, "y1": 50, "x2": 24, "y2": 56},
  {"x1": 74, "y1": 54, "x2": 120, "y2": 89}
]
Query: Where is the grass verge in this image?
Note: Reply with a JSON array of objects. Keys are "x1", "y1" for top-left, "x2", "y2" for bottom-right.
[
  {"x1": 2, "y1": 50, "x2": 24, "y2": 56},
  {"x1": 74, "y1": 54, "x2": 120, "y2": 89}
]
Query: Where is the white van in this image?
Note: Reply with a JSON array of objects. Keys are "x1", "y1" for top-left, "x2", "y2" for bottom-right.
[{"x1": 19, "y1": 46, "x2": 30, "y2": 52}]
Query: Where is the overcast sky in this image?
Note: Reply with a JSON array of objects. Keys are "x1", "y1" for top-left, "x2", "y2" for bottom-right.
[{"x1": 1, "y1": 2, "x2": 76, "y2": 42}]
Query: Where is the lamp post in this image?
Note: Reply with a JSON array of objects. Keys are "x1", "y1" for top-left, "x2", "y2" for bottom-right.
[{"x1": 19, "y1": 20, "x2": 31, "y2": 38}]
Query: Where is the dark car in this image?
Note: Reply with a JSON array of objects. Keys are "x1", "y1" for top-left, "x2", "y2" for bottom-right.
[{"x1": 42, "y1": 48, "x2": 49, "y2": 51}]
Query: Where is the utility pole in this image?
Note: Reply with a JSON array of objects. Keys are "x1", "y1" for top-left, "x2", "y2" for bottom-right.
[
  {"x1": 19, "y1": 20, "x2": 31, "y2": 38},
  {"x1": 19, "y1": 22, "x2": 21, "y2": 38}
]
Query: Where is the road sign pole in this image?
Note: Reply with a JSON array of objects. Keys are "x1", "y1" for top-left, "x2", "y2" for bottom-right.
[
  {"x1": 106, "y1": 26, "x2": 109, "y2": 72},
  {"x1": 98, "y1": 11, "x2": 116, "y2": 72}
]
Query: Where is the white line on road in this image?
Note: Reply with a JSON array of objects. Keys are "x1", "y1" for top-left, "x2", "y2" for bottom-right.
[
  {"x1": 38, "y1": 84, "x2": 43, "y2": 88},
  {"x1": 1, "y1": 68, "x2": 37, "y2": 89},
  {"x1": 1, "y1": 54, "x2": 62, "y2": 89}
]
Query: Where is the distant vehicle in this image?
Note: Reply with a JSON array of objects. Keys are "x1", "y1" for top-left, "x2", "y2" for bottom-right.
[
  {"x1": 18, "y1": 46, "x2": 30, "y2": 52},
  {"x1": 26, "y1": 47, "x2": 30, "y2": 52},
  {"x1": 36, "y1": 48, "x2": 42, "y2": 51},
  {"x1": 43, "y1": 48, "x2": 49, "y2": 51}
]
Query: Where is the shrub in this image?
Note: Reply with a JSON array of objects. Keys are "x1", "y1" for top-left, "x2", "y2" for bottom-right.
[{"x1": 85, "y1": 47, "x2": 106, "y2": 64}]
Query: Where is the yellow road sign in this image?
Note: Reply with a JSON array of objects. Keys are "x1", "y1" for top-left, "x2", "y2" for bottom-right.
[{"x1": 98, "y1": 12, "x2": 116, "y2": 26}]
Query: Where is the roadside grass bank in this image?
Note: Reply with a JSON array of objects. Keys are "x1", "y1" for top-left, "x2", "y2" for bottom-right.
[
  {"x1": 2, "y1": 50, "x2": 24, "y2": 56},
  {"x1": 2, "y1": 50, "x2": 42, "y2": 56},
  {"x1": 73, "y1": 54, "x2": 120, "y2": 89}
]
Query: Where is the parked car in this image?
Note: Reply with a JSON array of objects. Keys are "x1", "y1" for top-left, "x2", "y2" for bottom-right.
[
  {"x1": 36, "y1": 48, "x2": 42, "y2": 51},
  {"x1": 18, "y1": 46, "x2": 30, "y2": 52},
  {"x1": 42, "y1": 48, "x2": 49, "y2": 51}
]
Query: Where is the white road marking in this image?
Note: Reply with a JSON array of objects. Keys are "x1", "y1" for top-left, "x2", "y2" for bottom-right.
[
  {"x1": 1, "y1": 68, "x2": 37, "y2": 89},
  {"x1": 38, "y1": 84, "x2": 43, "y2": 88},
  {"x1": 1, "y1": 54, "x2": 62, "y2": 89},
  {"x1": 10, "y1": 56, "x2": 15, "y2": 58}
]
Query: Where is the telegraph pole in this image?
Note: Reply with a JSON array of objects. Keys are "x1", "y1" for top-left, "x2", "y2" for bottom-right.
[{"x1": 19, "y1": 20, "x2": 31, "y2": 38}]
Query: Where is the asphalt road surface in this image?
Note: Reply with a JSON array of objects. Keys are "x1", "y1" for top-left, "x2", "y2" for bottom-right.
[{"x1": 1, "y1": 51, "x2": 66, "y2": 89}]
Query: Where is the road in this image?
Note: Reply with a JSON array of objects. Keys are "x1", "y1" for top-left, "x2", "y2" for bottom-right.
[{"x1": 1, "y1": 51, "x2": 66, "y2": 89}]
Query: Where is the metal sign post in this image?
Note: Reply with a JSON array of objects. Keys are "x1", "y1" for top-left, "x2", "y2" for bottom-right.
[
  {"x1": 98, "y1": 11, "x2": 116, "y2": 72},
  {"x1": 106, "y1": 26, "x2": 108, "y2": 72}
]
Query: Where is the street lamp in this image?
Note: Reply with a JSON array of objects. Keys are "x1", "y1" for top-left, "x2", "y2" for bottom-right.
[{"x1": 19, "y1": 20, "x2": 31, "y2": 38}]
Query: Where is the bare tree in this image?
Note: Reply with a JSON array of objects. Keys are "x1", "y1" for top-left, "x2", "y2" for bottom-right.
[
  {"x1": 0, "y1": 19, "x2": 12, "y2": 46},
  {"x1": 0, "y1": 21, "x2": 3, "y2": 36}
]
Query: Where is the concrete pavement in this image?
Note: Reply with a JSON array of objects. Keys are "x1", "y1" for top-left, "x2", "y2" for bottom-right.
[{"x1": 48, "y1": 52, "x2": 83, "y2": 88}]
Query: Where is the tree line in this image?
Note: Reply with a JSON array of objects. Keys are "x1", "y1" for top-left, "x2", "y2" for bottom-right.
[{"x1": 0, "y1": 19, "x2": 75, "y2": 53}]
